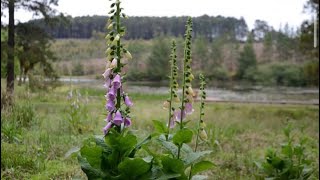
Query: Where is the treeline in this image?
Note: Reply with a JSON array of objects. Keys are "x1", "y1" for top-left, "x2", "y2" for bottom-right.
[{"x1": 30, "y1": 15, "x2": 249, "y2": 40}]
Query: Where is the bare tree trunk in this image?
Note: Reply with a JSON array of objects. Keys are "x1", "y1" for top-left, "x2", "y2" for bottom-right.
[{"x1": 6, "y1": 0, "x2": 15, "y2": 98}]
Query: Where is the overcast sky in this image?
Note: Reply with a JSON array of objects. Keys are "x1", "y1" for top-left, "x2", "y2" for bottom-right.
[{"x1": 1, "y1": 0, "x2": 312, "y2": 30}]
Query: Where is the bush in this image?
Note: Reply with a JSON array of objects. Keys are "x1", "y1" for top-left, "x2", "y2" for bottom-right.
[
  {"x1": 254, "y1": 63, "x2": 306, "y2": 86},
  {"x1": 72, "y1": 62, "x2": 85, "y2": 76},
  {"x1": 302, "y1": 60, "x2": 319, "y2": 86}
]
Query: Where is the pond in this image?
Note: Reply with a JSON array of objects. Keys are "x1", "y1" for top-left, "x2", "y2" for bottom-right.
[{"x1": 59, "y1": 77, "x2": 319, "y2": 104}]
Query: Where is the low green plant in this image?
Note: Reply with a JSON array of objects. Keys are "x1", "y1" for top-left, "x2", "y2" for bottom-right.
[
  {"x1": 64, "y1": 89, "x2": 89, "y2": 134},
  {"x1": 254, "y1": 123, "x2": 315, "y2": 179},
  {"x1": 1, "y1": 102, "x2": 36, "y2": 143}
]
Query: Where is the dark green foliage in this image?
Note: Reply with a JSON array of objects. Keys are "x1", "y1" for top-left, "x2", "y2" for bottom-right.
[
  {"x1": 146, "y1": 37, "x2": 171, "y2": 80},
  {"x1": 30, "y1": 15, "x2": 248, "y2": 40},
  {"x1": 72, "y1": 62, "x2": 85, "y2": 76},
  {"x1": 236, "y1": 33, "x2": 257, "y2": 80},
  {"x1": 255, "y1": 123, "x2": 315, "y2": 179}
]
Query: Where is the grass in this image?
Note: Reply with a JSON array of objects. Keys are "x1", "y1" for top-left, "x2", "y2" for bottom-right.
[{"x1": 1, "y1": 82, "x2": 319, "y2": 179}]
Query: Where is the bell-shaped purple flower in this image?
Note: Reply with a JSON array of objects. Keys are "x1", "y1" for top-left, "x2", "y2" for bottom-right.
[
  {"x1": 102, "y1": 68, "x2": 111, "y2": 79},
  {"x1": 113, "y1": 111, "x2": 123, "y2": 126},
  {"x1": 169, "y1": 115, "x2": 176, "y2": 128},
  {"x1": 106, "y1": 99, "x2": 115, "y2": 112},
  {"x1": 113, "y1": 74, "x2": 121, "y2": 90},
  {"x1": 124, "y1": 95, "x2": 133, "y2": 107},
  {"x1": 185, "y1": 103, "x2": 194, "y2": 114},
  {"x1": 103, "y1": 78, "x2": 111, "y2": 89},
  {"x1": 103, "y1": 122, "x2": 112, "y2": 135},
  {"x1": 174, "y1": 109, "x2": 186, "y2": 121},
  {"x1": 124, "y1": 117, "x2": 132, "y2": 127},
  {"x1": 108, "y1": 86, "x2": 116, "y2": 101},
  {"x1": 106, "y1": 112, "x2": 113, "y2": 122}
]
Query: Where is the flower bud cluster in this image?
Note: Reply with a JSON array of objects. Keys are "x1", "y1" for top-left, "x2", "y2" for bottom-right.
[{"x1": 198, "y1": 73, "x2": 207, "y2": 141}]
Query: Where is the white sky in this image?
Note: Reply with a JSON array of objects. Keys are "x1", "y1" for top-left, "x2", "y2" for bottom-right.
[{"x1": 1, "y1": 0, "x2": 312, "y2": 30}]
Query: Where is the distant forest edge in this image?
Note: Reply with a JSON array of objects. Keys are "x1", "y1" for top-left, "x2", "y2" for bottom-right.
[{"x1": 31, "y1": 15, "x2": 253, "y2": 40}]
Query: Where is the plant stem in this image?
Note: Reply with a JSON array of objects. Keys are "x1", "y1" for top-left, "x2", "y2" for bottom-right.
[
  {"x1": 115, "y1": 1, "x2": 121, "y2": 133},
  {"x1": 166, "y1": 71, "x2": 173, "y2": 141},
  {"x1": 116, "y1": 2, "x2": 121, "y2": 110},
  {"x1": 188, "y1": 90, "x2": 203, "y2": 180},
  {"x1": 177, "y1": 27, "x2": 189, "y2": 160}
]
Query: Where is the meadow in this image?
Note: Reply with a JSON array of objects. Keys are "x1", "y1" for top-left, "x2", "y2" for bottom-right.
[{"x1": 1, "y1": 80, "x2": 319, "y2": 179}]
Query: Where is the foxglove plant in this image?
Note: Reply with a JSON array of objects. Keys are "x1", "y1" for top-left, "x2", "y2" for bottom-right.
[
  {"x1": 77, "y1": 1, "x2": 153, "y2": 179},
  {"x1": 163, "y1": 40, "x2": 179, "y2": 139},
  {"x1": 151, "y1": 18, "x2": 214, "y2": 180},
  {"x1": 102, "y1": 0, "x2": 133, "y2": 134}
]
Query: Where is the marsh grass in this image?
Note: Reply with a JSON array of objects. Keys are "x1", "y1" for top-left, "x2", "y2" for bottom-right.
[{"x1": 1, "y1": 83, "x2": 319, "y2": 179}]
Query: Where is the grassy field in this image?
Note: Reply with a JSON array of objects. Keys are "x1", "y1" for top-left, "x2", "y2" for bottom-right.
[{"x1": 1, "y1": 82, "x2": 319, "y2": 179}]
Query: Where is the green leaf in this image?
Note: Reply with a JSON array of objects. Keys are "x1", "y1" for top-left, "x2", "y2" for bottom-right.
[
  {"x1": 118, "y1": 157, "x2": 151, "y2": 178},
  {"x1": 173, "y1": 129, "x2": 193, "y2": 146},
  {"x1": 161, "y1": 156, "x2": 184, "y2": 174},
  {"x1": 191, "y1": 175, "x2": 208, "y2": 180},
  {"x1": 183, "y1": 151, "x2": 212, "y2": 166},
  {"x1": 77, "y1": 154, "x2": 105, "y2": 179},
  {"x1": 157, "y1": 138, "x2": 178, "y2": 157},
  {"x1": 156, "y1": 173, "x2": 181, "y2": 180},
  {"x1": 129, "y1": 134, "x2": 151, "y2": 158},
  {"x1": 152, "y1": 120, "x2": 167, "y2": 134},
  {"x1": 80, "y1": 141, "x2": 103, "y2": 170},
  {"x1": 105, "y1": 132, "x2": 137, "y2": 156},
  {"x1": 191, "y1": 161, "x2": 214, "y2": 176},
  {"x1": 64, "y1": 146, "x2": 80, "y2": 158}
]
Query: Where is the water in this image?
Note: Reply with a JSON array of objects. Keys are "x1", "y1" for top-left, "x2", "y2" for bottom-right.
[{"x1": 60, "y1": 77, "x2": 319, "y2": 104}]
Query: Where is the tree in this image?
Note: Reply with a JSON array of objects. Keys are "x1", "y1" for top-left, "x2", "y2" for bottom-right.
[
  {"x1": 236, "y1": 32, "x2": 257, "y2": 80},
  {"x1": 1, "y1": 0, "x2": 59, "y2": 98},
  {"x1": 299, "y1": 0, "x2": 319, "y2": 59},
  {"x1": 146, "y1": 37, "x2": 171, "y2": 81},
  {"x1": 15, "y1": 22, "x2": 57, "y2": 85}
]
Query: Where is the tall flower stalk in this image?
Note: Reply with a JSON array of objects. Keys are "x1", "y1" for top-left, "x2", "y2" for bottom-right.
[
  {"x1": 189, "y1": 73, "x2": 207, "y2": 179},
  {"x1": 165, "y1": 40, "x2": 179, "y2": 140},
  {"x1": 177, "y1": 17, "x2": 194, "y2": 159},
  {"x1": 103, "y1": 0, "x2": 132, "y2": 135}
]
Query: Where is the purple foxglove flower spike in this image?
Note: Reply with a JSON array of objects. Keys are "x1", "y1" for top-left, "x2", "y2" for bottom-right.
[
  {"x1": 124, "y1": 95, "x2": 133, "y2": 107},
  {"x1": 113, "y1": 111, "x2": 123, "y2": 126},
  {"x1": 103, "y1": 122, "x2": 112, "y2": 135},
  {"x1": 113, "y1": 74, "x2": 121, "y2": 90},
  {"x1": 124, "y1": 117, "x2": 131, "y2": 127},
  {"x1": 106, "y1": 99, "x2": 115, "y2": 112},
  {"x1": 185, "y1": 103, "x2": 194, "y2": 114}
]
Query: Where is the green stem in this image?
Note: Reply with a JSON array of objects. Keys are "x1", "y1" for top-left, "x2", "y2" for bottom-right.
[
  {"x1": 177, "y1": 29, "x2": 189, "y2": 160},
  {"x1": 166, "y1": 71, "x2": 173, "y2": 141},
  {"x1": 188, "y1": 91, "x2": 203, "y2": 180},
  {"x1": 115, "y1": 2, "x2": 121, "y2": 133},
  {"x1": 116, "y1": 2, "x2": 121, "y2": 110}
]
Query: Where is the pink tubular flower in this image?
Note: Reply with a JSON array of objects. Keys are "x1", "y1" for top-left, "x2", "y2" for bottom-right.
[
  {"x1": 169, "y1": 115, "x2": 175, "y2": 128},
  {"x1": 113, "y1": 74, "x2": 121, "y2": 90},
  {"x1": 106, "y1": 99, "x2": 115, "y2": 112},
  {"x1": 108, "y1": 86, "x2": 116, "y2": 101},
  {"x1": 124, "y1": 95, "x2": 133, "y2": 107},
  {"x1": 102, "y1": 68, "x2": 111, "y2": 79},
  {"x1": 106, "y1": 112, "x2": 113, "y2": 122},
  {"x1": 124, "y1": 117, "x2": 131, "y2": 127},
  {"x1": 174, "y1": 109, "x2": 186, "y2": 121},
  {"x1": 185, "y1": 103, "x2": 194, "y2": 114},
  {"x1": 103, "y1": 122, "x2": 112, "y2": 135},
  {"x1": 113, "y1": 111, "x2": 123, "y2": 126}
]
